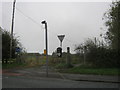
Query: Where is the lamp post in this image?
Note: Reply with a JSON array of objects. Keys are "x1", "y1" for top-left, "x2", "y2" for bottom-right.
[{"x1": 41, "y1": 20, "x2": 48, "y2": 77}]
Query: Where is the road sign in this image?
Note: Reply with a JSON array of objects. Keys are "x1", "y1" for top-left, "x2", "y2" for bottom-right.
[
  {"x1": 58, "y1": 35, "x2": 65, "y2": 42},
  {"x1": 58, "y1": 35, "x2": 65, "y2": 48},
  {"x1": 15, "y1": 47, "x2": 21, "y2": 52}
]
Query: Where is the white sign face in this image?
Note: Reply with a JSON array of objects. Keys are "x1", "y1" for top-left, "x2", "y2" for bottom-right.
[{"x1": 58, "y1": 35, "x2": 65, "y2": 42}]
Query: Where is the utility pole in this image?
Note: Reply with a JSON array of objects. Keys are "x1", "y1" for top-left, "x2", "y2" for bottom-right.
[
  {"x1": 10, "y1": 0, "x2": 16, "y2": 59},
  {"x1": 41, "y1": 20, "x2": 48, "y2": 77}
]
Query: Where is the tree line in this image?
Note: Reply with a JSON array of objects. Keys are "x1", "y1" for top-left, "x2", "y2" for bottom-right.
[{"x1": 75, "y1": 1, "x2": 120, "y2": 68}]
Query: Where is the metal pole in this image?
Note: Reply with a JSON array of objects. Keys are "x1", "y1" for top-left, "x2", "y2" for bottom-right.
[
  {"x1": 42, "y1": 21, "x2": 48, "y2": 77},
  {"x1": 60, "y1": 41, "x2": 62, "y2": 48},
  {"x1": 45, "y1": 22, "x2": 48, "y2": 77},
  {"x1": 10, "y1": 0, "x2": 16, "y2": 59}
]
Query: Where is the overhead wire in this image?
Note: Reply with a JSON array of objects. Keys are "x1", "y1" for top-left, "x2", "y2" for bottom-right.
[{"x1": 16, "y1": 7, "x2": 43, "y2": 29}]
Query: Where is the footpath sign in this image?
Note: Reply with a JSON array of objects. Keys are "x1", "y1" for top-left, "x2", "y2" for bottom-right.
[{"x1": 15, "y1": 47, "x2": 21, "y2": 53}]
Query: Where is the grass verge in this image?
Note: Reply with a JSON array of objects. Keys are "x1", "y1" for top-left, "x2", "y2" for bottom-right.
[
  {"x1": 2, "y1": 63, "x2": 28, "y2": 69},
  {"x1": 58, "y1": 66, "x2": 120, "y2": 76},
  {"x1": 2, "y1": 63, "x2": 44, "y2": 69},
  {"x1": 54, "y1": 63, "x2": 73, "y2": 69}
]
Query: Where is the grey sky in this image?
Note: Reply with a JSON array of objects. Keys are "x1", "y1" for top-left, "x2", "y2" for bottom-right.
[{"x1": 1, "y1": 1, "x2": 112, "y2": 54}]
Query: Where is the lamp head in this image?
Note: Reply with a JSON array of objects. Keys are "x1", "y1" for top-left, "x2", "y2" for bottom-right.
[{"x1": 41, "y1": 20, "x2": 46, "y2": 24}]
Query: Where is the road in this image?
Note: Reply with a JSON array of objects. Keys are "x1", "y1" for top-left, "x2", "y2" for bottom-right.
[
  {"x1": 2, "y1": 75, "x2": 119, "y2": 88},
  {"x1": 2, "y1": 66, "x2": 119, "y2": 88}
]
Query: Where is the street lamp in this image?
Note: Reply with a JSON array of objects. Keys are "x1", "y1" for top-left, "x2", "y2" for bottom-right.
[{"x1": 41, "y1": 20, "x2": 48, "y2": 77}]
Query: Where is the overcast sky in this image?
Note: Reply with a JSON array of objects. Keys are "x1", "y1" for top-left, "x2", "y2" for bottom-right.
[{"x1": 1, "y1": 1, "x2": 112, "y2": 54}]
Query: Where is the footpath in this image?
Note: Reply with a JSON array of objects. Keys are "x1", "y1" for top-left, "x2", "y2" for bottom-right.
[{"x1": 2, "y1": 66, "x2": 120, "y2": 83}]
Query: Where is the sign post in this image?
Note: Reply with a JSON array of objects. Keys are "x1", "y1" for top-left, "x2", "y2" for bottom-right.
[
  {"x1": 57, "y1": 35, "x2": 65, "y2": 57},
  {"x1": 15, "y1": 47, "x2": 21, "y2": 63}
]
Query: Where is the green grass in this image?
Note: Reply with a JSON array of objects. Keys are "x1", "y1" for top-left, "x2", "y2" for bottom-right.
[
  {"x1": 2, "y1": 63, "x2": 28, "y2": 69},
  {"x1": 59, "y1": 66, "x2": 119, "y2": 76},
  {"x1": 2, "y1": 62, "x2": 44, "y2": 69},
  {"x1": 55, "y1": 63, "x2": 67, "y2": 69},
  {"x1": 54, "y1": 63, "x2": 73, "y2": 69}
]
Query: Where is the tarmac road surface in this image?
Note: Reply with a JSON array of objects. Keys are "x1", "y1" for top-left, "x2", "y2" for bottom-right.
[
  {"x1": 2, "y1": 75, "x2": 119, "y2": 88},
  {"x1": 2, "y1": 66, "x2": 119, "y2": 88}
]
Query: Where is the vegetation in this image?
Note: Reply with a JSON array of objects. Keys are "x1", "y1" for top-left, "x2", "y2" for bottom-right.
[
  {"x1": 2, "y1": 63, "x2": 27, "y2": 69},
  {"x1": 103, "y1": 1, "x2": 120, "y2": 50},
  {"x1": 55, "y1": 63, "x2": 73, "y2": 69},
  {"x1": 53, "y1": 1, "x2": 119, "y2": 75},
  {"x1": 59, "y1": 66, "x2": 119, "y2": 76},
  {"x1": 1, "y1": 27, "x2": 25, "y2": 64},
  {"x1": 74, "y1": 1, "x2": 120, "y2": 68}
]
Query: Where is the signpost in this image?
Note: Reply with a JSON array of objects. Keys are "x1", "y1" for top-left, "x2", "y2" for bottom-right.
[
  {"x1": 15, "y1": 47, "x2": 21, "y2": 63},
  {"x1": 57, "y1": 35, "x2": 65, "y2": 57}
]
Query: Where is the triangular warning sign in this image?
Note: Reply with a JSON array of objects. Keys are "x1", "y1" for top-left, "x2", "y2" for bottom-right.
[{"x1": 58, "y1": 35, "x2": 65, "y2": 42}]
